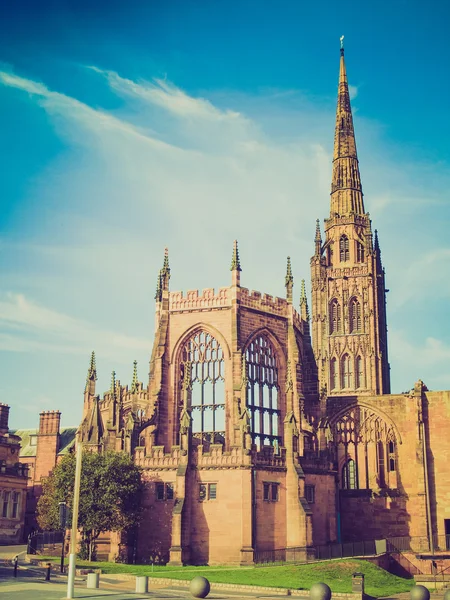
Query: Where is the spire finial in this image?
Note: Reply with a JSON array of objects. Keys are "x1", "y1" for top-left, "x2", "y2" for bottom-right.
[
  {"x1": 87, "y1": 351, "x2": 97, "y2": 381},
  {"x1": 315, "y1": 219, "x2": 322, "y2": 256},
  {"x1": 131, "y1": 360, "x2": 138, "y2": 394},
  {"x1": 110, "y1": 370, "x2": 116, "y2": 396},
  {"x1": 300, "y1": 279, "x2": 310, "y2": 321},
  {"x1": 163, "y1": 247, "x2": 170, "y2": 274},
  {"x1": 285, "y1": 256, "x2": 293, "y2": 303},
  {"x1": 155, "y1": 270, "x2": 162, "y2": 301},
  {"x1": 340, "y1": 35, "x2": 344, "y2": 54},
  {"x1": 85, "y1": 351, "x2": 97, "y2": 393},
  {"x1": 159, "y1": 247, "x2": 170, "y2": 293},
  {"x1": 374, "y1": 229, "x2": 380, "y2": 251},
  {"x1": 285, "y1": 256, "x2": 293, "y2": 287},
  {"x1": 230, "y1": 240, "x2": 242, "y2": 272}
]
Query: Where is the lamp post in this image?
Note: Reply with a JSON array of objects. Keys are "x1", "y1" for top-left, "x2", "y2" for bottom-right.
[
  {"x1": 66, "y1": 442, "x2": 83, "y2": 600},
  {"x1": 59, "y1": 501, "x2": 67, "y2": 573}
]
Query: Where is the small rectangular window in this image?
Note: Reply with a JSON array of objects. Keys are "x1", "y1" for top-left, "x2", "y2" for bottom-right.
[
  {"x1": 156, "y1": 483, "x2": 165, "y2": 501},
  {"x1": 2, "y1": 491, "x2": 10, "y2": 518},
  {"x1": 199, "y1": 483, "x2": 217, "y2": 502},
  {"x1": 263, "y1": 482, "x2": 279, "y2": 502},
  {"x1": 12, "y1": 492, "x2": 20, "y2": 518},
  {"x1": 305, "y1": 485, "x2": 315, "y2": 504},
  {"x1": 199, "y1": 484, "x2": 207, "y2": 502},
  {"x1": 271, "y1": 483, "x2": 278, "y2": 501},
  {"x1": 156, "y1": 483, "x2": 174, "y2": 501},
  {"x1": 166, "y1": 483, "x2": 174, "y2": 500},
  {"x1": 29, "y1": 435, "x2": 37, "y2": 447},
  {"x1": 209, "y1": 483, "x2": 217, "y2": 500}
]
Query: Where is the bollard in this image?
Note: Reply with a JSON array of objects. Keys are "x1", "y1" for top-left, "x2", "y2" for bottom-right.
[
  {"x1": 45, "y1": 563, "x2": 51, "y2": 581},
  {"x1": 136, "y1": 575, "x2": 149, "y2": 593},
  {"x1": 310, "y1": 582, "x2": 332, "y2": 600},
  {"x1": 87, "y1": 572, "x2": 100, "y2": 589},
  {"x1": 13, "y1": 556, "x2": 18, "y2": 578},
  {"x1": 410, "y1": 585, "x2": 430, "y2": 600},
  {"x1": 190, "y1": 576, "x2": 210, "y2": 599}
]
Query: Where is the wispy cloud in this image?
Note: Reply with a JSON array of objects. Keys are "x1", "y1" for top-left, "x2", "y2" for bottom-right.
[
  {"x1": 0, "y1": 293, "x2": 149, "y2": 361},
  {"x1": 0, "y1": 64, "x2": 449, "y2": 426}
]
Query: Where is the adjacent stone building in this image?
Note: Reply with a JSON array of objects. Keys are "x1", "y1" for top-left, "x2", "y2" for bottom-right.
[
  {"x1": 0, "y1": 404, "x2": 28, "y2": 544},
  {"x1": 14, "y1": 411, "x2": 76, "y2": 538},
  {"x1": 75, "y1": 45, "x2": 450, "y2": 564}
]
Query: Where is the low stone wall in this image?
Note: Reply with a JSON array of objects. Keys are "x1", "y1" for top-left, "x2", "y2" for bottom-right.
[{"x1": 104, "y1": 574, "x2": 363, "y2": 599}]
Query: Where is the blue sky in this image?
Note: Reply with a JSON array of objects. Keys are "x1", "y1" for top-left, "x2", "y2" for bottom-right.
[{"x1": 1, "y1": 0, "x2": 449, "y2": 429}]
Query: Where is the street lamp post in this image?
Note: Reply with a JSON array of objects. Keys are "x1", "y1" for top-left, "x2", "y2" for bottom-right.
[
  {"x1": 59, "y1": 501, "x2": 67, "y2": 573},
  {"x1": 66, "y1": 441, "x2": 83, "y2": 600}
]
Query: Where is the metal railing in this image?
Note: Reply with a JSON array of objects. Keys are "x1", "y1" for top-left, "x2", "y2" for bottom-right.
[{"x1": 27, "y1": 531, "x2": 64, "y2": 555}]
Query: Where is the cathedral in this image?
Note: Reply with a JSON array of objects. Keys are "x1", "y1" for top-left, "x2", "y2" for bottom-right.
[{"x1": 79, "y1": 46, "x2": 450, "y2": 566}]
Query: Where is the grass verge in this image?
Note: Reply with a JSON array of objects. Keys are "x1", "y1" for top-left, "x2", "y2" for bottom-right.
[{"x1": 38, "y1": 556, "x2": 414, "y2": 597}]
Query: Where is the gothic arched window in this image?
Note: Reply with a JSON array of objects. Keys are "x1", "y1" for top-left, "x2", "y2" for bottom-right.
[
  {"x1": 330, "y1": 299, "x2": 342, "y2": 334},
  {"x1": 349, "y1": 298, "x2": 362, "y2": 333},
  {"x1": 356, "y1": 241, "x2": 365, "y2": 262},
  {"x1": 342, "y1": 459, "x2": 357, "y2": 489},
  {"x1": 340, "y1": 235, "x2": 350, "y2": 262},
  {"x1": 341, "y1": 354, "x2": 352, "y2": 389},
  {"x1": 182, "y1": 331, "x2": 225, "y2": 444},
  {"x1": 355, "y1": 356, "x2": 365, "y2": 389},
  {"x1": 246, "y1": 335, "x2": 280, "y2": 450},
  {"x1": 330, "y1": 358, "x2": 338, "y2": 391}
]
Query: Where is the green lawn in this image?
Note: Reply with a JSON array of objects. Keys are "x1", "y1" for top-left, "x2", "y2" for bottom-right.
[{"x1": 39, "y1": 556, "x2": 414, "y2": 597}]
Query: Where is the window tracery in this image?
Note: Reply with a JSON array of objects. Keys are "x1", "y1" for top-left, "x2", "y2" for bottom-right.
[
  {"x1": 330, "y1": 299, "x2": 342, "y2": 334},
  {"x1": 341, "y1": 354, "x2": 352, "y2": 388},
  {"x1": 245, "y1": 335, "x2": 281, "y2": 451},
  {"x1": 355, "y1": 356, "x2": 365, "y2": 389},
  {"x1": 330, "y1": 358, "x2": 338, "y2": 390},
  {"x1": 181, "y1": 331, "x2": 225, "y2": 444},
  {"x1": 349, "y1": 298, "x2": 362, "y2": 333},
  {"x1": 340, "y1": 235, "x2": 350, "y2": 262},
  {"x1": 356, "y1": 241, "x2": 365, "y2": 262},
  {"x1": 333, "y1": 406, "x2": 398, "y2": 490}
]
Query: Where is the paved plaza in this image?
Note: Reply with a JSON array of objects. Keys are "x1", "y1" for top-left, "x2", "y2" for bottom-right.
[{"x1": 0, "y1": 545, "x2": 447, "y2": 600}]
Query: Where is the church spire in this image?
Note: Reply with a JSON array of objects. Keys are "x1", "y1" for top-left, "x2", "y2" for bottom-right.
[{"x1": 331, "y1": 37, "x2": 365, "y2": 217}]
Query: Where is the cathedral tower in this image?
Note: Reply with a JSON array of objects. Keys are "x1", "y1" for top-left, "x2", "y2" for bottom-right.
[{"x1": 311, "y1": 41, "x2": 390, "y2": 397}]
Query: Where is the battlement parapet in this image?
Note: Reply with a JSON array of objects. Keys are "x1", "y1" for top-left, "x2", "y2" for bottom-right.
[
  {"x1": 195, "y1": 444, "x2": 252, "y2": 468},
  {"x1": 240, "y1": 288, "x2": 288, "y2": 316},
  {"x1": 169, "y1": 287, "x2": 230, "y2": 312},
  {"x1": 135, "y1": 445, "x2": 181, "y2": 468},
  {"x1": 254, "y1": 446, "x2": 286, "y2": 469}
]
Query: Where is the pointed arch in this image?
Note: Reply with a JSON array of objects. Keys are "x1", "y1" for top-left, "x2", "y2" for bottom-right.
[
  {"x1": 339, "y1": 235, "x2": 350, "y2": 262},
  {"x1": 172, "y1": 322, "x2": 232, "y2": 364},
  {"x1": 342, "y1": 459, "x2": 357, "y2": 489},
  {"x1": 341, "y1": 353, "x2": 352, "y2": 389},
  {"x1": 356, "y1": 241, "x2": 365, "y2": 262},
  {"x1": 355, "y1": 355, "x2": 365, "y2": 389},
  {"x1": 349, "y1": 297, "x2": 362, "y2": 333},
  {"x1": 244, "y1": 332, "x2": 281, "y2": 451},
  {"x1": 329, "y1": 299, "x2": 342, "y2": 334},
  {"x1": 179, "y1": 330, "x2": 225, "y2": 445},
  {"x1": 330, "y1": 357, "x2": 338, "y2": 391}
]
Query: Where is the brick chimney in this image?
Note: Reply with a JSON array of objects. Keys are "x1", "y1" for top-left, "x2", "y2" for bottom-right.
[
  {"x1": 35, "y1": 410, "x2": 61, "y2": 483},
  {"x1": 0, "y1": 403, "x2": 10, "y2": 434}
]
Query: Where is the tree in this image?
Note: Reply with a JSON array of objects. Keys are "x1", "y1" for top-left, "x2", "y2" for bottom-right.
[{"x1": 37, "y1": 450, "x2": 143, "y2": 561}]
